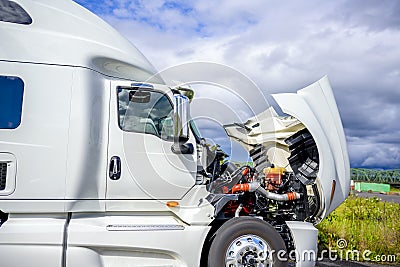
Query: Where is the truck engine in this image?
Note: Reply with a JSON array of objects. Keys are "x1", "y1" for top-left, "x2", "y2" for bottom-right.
[{"x1": 199, "y1": 126, "x2": 321, "y2": 251}]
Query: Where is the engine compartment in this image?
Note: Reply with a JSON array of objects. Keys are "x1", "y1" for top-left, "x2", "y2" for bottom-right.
[
  {"x1": 201, "y1": 128, "x2": 321, "y2": 225},
  {"x1": 197, "y1": 127, "x2": 322, "y2": 252}
]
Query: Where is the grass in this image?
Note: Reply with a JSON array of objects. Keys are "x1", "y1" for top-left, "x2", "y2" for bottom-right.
[
  {"x1": 316, "y1": 195, "x2": 400, "y2": 263},
  {"x1": 391, "y1": 186, "x2": 400, "y2": 193}
]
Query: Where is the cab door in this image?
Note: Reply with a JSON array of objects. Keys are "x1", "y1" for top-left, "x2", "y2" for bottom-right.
[{"x1": 106, "y1": 81, "x2": 197, "y2": 202}]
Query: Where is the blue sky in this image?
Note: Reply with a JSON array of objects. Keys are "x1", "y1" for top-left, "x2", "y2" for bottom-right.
[{"x1": 75, "y1": 0, "x2": 400, "y2": 169}]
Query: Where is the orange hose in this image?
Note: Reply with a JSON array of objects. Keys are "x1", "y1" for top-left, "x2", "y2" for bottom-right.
[
  {"x1": 231, "y1": 183, "x2": 250, "y2": 193},
  {"x1": 286, "y1": 192, "x2": 297, "y2": 201}
]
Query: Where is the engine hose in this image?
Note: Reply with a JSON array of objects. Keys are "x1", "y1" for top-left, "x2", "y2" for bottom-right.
[
  {"x1": 231, "y1": 182, "x2": 301, "y2": 201},
  {"x1": 231, "y1": 183, "x2": 250, "y2": 193}
]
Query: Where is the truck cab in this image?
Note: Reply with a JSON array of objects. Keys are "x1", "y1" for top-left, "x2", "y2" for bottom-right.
[{"x1": 0, "y1": 1, "x2": 350, "y2": 267}]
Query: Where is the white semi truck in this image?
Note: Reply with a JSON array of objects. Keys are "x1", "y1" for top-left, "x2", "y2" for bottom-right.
[{"x1": 0, "y1": 1, "x2": 350, "y2": 266}]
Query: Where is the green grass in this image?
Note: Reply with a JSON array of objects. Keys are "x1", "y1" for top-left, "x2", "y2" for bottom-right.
[
  {"x1": 391, "y1": 186, "x2": 400, "y2": 193},
  {"x1": 316, "y1": 195, "x2": 400, "y2": 263}
]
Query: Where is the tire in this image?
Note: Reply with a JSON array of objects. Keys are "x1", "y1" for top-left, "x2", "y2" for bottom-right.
[{"x1": 207, "y1": 217, "x2": 288, "y2": 267}]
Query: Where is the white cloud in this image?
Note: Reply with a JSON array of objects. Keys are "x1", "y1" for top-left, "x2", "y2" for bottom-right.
[{"x1": 76, "y1": 0, "x2": 400, "y2": 168}]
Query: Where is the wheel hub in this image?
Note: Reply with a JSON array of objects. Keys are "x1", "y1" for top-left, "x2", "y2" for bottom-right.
[{"x1": 225, "y1": 234, "x2": 273, "y2": 267}]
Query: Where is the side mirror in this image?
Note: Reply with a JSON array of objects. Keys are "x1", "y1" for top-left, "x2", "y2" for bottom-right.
[
  {"x1": 129, "y1": 90, "x2": 151, "y2": 103},
  {"x1": 171, "y1": 94, "x2": 193, "y2": 154}
]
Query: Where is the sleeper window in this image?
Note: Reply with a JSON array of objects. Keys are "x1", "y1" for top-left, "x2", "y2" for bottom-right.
[
  {"x1": 0, "y1": 0, "x2": 32, "y2": 25},
  {"x1": 0, "y1": 76, "x2": 24, "y2": 129}
]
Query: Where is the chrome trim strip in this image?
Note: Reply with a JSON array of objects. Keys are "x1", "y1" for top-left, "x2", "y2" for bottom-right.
[{"x1": 106, "y1": 224, "x2": 185, "y2": 231}]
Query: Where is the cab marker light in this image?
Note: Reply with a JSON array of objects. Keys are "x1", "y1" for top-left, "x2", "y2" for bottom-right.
[{"x1": 166, "y1": 201, "x2": 180, "y2": 207}]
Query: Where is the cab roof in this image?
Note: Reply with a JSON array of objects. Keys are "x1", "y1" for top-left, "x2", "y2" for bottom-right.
[{"x1": 0, "y1": 0, "x2": 163, "y2": 83}]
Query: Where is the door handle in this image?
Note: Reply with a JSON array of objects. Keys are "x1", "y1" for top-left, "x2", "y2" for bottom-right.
[{"x1": 109, "y1": 156, "x2": 121, "y2": 180}]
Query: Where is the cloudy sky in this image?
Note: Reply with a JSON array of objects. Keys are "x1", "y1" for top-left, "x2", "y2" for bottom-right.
[{"x1": 75, "y1": 0, "x2": 400, "y2": 169}]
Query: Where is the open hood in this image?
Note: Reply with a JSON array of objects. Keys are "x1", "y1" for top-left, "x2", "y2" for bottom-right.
[
  {"x1": 224, "y1": 107, "x2": 305, "y2": 172},
  {"x1": 224, "y1": 76, "x2": 350, "y2": 221}
]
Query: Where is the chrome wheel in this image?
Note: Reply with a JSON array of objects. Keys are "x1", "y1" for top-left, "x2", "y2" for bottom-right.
[{"x1": 225, "y1": 234, "x2": 274, "y2": 267}]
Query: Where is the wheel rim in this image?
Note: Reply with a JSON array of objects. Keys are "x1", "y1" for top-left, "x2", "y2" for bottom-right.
[{"x1": 225, "y1": 234, "x2": 274, "y2": 267}]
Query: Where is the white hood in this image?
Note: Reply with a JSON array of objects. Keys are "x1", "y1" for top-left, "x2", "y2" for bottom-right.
[
  {"x1": 224, "y1": 107, "x2": 305, "y2": 171},
  {"x1": 224, "y1": 76, "x2": 350, "y2": 221}
]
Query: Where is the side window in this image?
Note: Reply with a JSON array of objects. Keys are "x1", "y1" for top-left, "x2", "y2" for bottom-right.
[
  {"x1": 118, "y1": 87, "x2": 174, "y2": 140},
  {"x1": 0, "y1": 76, "x2": 24, "y2": 129}
]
